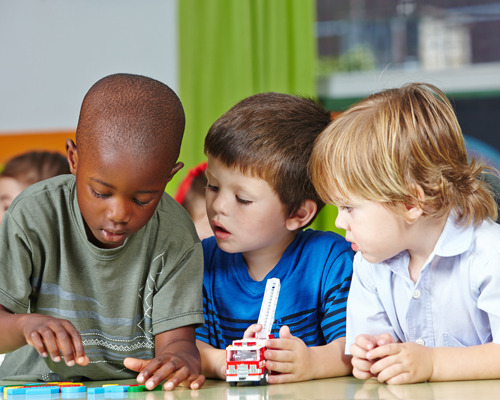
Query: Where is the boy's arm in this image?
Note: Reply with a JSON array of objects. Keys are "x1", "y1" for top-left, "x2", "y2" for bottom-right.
[
  {"x1": 0, "y1": 304, "x2": 88, "y2": 366},
  {"x1": 196, "y1": 339, "x2": 227, "y2": 380},
  {"x1": 124, "y1": 325, "x2": 205, "y2": 390},
  {"x1": 367, "y1": 341, "x2": 500, "y2": 383}
]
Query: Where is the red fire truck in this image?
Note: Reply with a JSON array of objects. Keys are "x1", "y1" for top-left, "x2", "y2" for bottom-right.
[{"x1": 226, "y1": 279, "x2": 280, "y2": 386}]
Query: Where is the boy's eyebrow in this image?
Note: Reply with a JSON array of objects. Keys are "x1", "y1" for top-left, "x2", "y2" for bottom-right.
[{"x1": 90, "y1": 178, "x2": 160, "y2": 194}]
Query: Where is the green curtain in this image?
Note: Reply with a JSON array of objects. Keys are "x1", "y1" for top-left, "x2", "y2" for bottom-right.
[{"x1": 176, "y1": 0, "x2": 343, "y2": 235}]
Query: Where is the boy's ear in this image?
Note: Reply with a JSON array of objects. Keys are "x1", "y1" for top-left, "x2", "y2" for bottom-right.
[
  {"x1": 167, "y1": 162, "x2": 184, "y2": 183},
  {"x1": 285, "y1": 200, "x2": 317, "y2": 231},
  {"x1": 65, "y1": 139, "x2": 78, "y2": 176},
  {"x1": 405, "y1": 184, "x2": 425, "y2": 224}
]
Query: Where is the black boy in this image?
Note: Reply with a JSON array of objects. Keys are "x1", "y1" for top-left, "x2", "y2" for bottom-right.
[{"x1": 0, "y1": 74, "x2": 205, "y2": 390}]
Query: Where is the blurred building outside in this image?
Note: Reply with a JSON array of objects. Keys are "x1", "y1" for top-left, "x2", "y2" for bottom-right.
[{"x1": 316, "y1": 0, "x2": 500, "y2": 168}]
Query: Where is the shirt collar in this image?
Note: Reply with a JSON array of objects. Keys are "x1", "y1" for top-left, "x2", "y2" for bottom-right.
[
  {"x1": 433, "y1": 213, "x2": 473, "y2": 257},
  {"x1": 382, "y1": 213, "x2": 473, "y2": 277}
]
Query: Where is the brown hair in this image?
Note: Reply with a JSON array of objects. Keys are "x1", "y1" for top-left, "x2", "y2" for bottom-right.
[
  {"x1": 310, "y1": 82, "x2": 498, "y2": 226},
  {"x1": 1, "y1": 151, "x2": 70, "y2": 187},
  {"x1": 204, "y1": 92, "x2": 331, "y2": 226}
]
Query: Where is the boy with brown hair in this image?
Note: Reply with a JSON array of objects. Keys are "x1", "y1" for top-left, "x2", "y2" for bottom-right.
[
  {"x1": 0, "y1": 74, "x2": 205, "y2": 390},
  {"x1": 197, "y1": 92, "x2": 354, "y2": 383}
]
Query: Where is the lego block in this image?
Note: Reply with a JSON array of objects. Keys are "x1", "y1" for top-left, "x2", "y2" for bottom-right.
[
  {"x1": 103, "y1": 386, "x2": 129, "y2": 393},
  {"x1": 61, "y1": 386, "x2": 86, "y2": 393},
  {"x1": 26, "y1": 387, "x2": 60, "y2": 395},
  {"x1": 88, "y1": 387, "x2": 105, "y2": 394},
  {"x1": 127, "y1": 386, "x2": 145, "y2": 392}
]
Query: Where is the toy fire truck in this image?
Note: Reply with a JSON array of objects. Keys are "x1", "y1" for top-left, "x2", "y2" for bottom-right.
[{"x1": 226, "y1": 278, "x2": 280, "y2": 386}]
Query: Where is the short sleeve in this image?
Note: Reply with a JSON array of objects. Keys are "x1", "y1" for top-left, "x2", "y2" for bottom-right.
[
  {"x1": 0, "y1": 212, "x2": 34, "y2": 314},
  {"x1": 345, "y1": 253, "x2": 398, "y2": 354},
  {"x1": 321, "y1": 245, "x2": 354, "y2": 343},
  {"x1": 195, "y1": 238, "x2": 225, "y2": 348},
  {"x1": 151, "y1": 241, "x2": 204, "y2": 335}
]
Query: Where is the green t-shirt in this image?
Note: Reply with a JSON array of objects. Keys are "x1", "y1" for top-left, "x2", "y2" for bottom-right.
[{"x1": 0, "y1": 175, "x2": 204, "y2": 381}]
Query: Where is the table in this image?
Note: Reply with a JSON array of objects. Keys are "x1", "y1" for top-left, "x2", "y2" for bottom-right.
[{"x1": 1, "y1": 376, "x2": 500, "y2": 400}]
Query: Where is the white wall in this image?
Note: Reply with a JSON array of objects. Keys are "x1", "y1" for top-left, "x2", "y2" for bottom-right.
[{"x1": 0, "y1": 0, "x2": 178, "y2": 133}]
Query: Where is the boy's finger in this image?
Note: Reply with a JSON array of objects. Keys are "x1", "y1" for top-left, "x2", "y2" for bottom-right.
[
  {"x1": 265, "y1": 338, "x2": 293, "y2": 351},
  {"x1": 243, "y1": 324, "x2": 262, "y2": 339},
  {"x1": 162, "y1": 366, "x2": 190, "y2": 391},
  {"x1": 265, "y1": 360, "x2": 293, "y2": 374},
  {"x1": 264, "y1": 349, "x2": 293, "y2": 362},
  {"x1": 352, "y1": 367, "x2": 376, "y2": 380},
  {"x1": 355, "y1": 334, "x2": 378, "y2": 350},
  {"x1": 370, "y1": 354, "x2": 399, "y2": 375},
  {"x1": 76, "y1": 355, "x2": 90, "y2": 366},
  {"x1": 366, "y1": 343, "x2": 399, "y2": 360},
  {"x1": 40, "y1": 329, "x2": 62, "y2": 362},
  {"x1": 189, "y1": 375, "x2": 206, "y2": 390},
  {"x1": 375, "y1": 361, "x2": 403, "y2": 384},
  {"x1": 278, "y1": 325, "x2": 292, "y2": 339},
  {"x1": 65, "y1": 324, "x2": 86, "y2": 364},
  {"x1": 350, "y1": 344, "x2": 368, "y2": 359},
  {"x1": 267, "y1": 372, "x2": 296, "y2": 384},
  {"x1": 27, "y1": 331, "x2": 48, "y2": 357},
  {"x1": 138, "y1": 359, "x2": 163, "y2": 385},
  {"x1": 124, "y1": 357, "x2": 151, "y2": 373},
  {"x1": 351, "y1": 357, "x2": 376, "y2": 374},
  {"x1": 378, "y1": 333, "x2": 396, "y2": 346},
  {"x1": 53, "y1": 326, "x2": 78, "y2": 366}
]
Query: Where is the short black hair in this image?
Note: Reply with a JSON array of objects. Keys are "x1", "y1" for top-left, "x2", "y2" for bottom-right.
[{"x1": 76, "y1": 73, "x2": 185, "y2": 168}]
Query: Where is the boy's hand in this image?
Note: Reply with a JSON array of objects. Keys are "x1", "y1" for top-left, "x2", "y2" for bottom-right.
[
  {"x1": 261, "y1": 325, "x2": 314, "y2": 384},
  {"x1": 22, "y1": 313, "x2": 89, "y2": 367},
  {"x1": 243, "y1": 323, "x2": 262, "y2": 339},
  {"x1": 350, "y1": 333, "x2": 396, "y2": 380},
  {"x1": 124, "y1": 326, "x2": 205, "y2": 391},
  {"x1": 366, "y1": 342, "x2": 434, "y2": 384}
]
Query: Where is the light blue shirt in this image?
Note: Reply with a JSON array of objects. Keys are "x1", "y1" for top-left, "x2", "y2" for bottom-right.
[{"x1": 346, "y1": 215, "x2": 500, "y2": 353}]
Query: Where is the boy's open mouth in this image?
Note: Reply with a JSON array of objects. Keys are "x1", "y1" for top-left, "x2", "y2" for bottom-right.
[
  {"x1": 212, "y1": 221, "x2": 231, "y2": 239},
  {"x1": 214, "y1": 226, "x2": 229, "y2": 234}
]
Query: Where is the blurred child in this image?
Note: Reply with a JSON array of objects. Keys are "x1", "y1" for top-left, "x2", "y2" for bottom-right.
[
  {"x1": 175, "y1": 161, "x2": 212, "y2": 240},
  {"x1": 196, "y1": 93, "x2": 354, "y2": 384},
  {"x1": 0, "y1": 74, "x2": 205, "y2": 390},
  {"x1": 310, "y1": 82, "x2": 500, "y2": 384},
  {"x1": 0, "y1": 151, "x2": 70, "y2": 225}
]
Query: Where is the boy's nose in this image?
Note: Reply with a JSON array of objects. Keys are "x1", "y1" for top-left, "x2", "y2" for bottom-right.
[
  {"x1": 335, "y1": 211, "x2": 348, "y2": 231},
  {"x1": 211, "y1": 194, "x2": 228, "y2": 216},
  {"x1": 106, "y1": 199, "x2": 131, "y2": 224}
]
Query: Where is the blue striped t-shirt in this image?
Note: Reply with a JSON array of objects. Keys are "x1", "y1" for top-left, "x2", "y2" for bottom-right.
[{"x1": 196, "y1": 229, "x2": 354, "y2": 349}]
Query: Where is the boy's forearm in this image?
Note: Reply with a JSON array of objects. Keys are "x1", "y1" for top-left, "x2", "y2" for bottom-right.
[
  {"x1": 196, "y1": 339, "x2": 226, "y2": 379},
  {"x1": 308, "y1": 337, "x2": 352, "y2": 379},
  {"x1": 430, "y1": 342, "x2": 500, "y2": 381},
  {"x1": 155, "y1": 327, "x2": 201, "y2": 366},
  {"x1": 0, "y1": 305, "x2": 29, "y2": 353}
]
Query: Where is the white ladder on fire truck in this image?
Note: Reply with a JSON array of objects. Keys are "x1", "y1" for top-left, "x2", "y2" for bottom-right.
[{"x1": 256, "y1": 278, "x2": 281, "y2": 340}]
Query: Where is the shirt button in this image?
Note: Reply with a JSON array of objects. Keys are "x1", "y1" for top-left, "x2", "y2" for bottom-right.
[
  {"x1": 416, "y1": 338, "x2": 425, "y2": 345},
  {"x1": 413, "y1": 289, "x2": 421, "y2": 299}
]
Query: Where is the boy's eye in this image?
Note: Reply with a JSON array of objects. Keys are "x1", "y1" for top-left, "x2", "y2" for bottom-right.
[
  {"x1": 236, "y1": 196, "x2": 252, "y2": 205},
  {"x1": 207, "y1": 184, "x2": 219, "y2": 192},
  {"x1": 91, "y1": 188, "x2": 110, "y2": 199},
  {"x1": 339, "y1": 206, "x2": 353, "y2": 213},
  {"x1": 133, "y1": 199, "x2": 151, "y2": 207}
]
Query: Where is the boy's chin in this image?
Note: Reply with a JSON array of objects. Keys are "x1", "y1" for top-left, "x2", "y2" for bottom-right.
[{"x1": 213, "y1": 238, "x2": 240, "y2": 254}]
